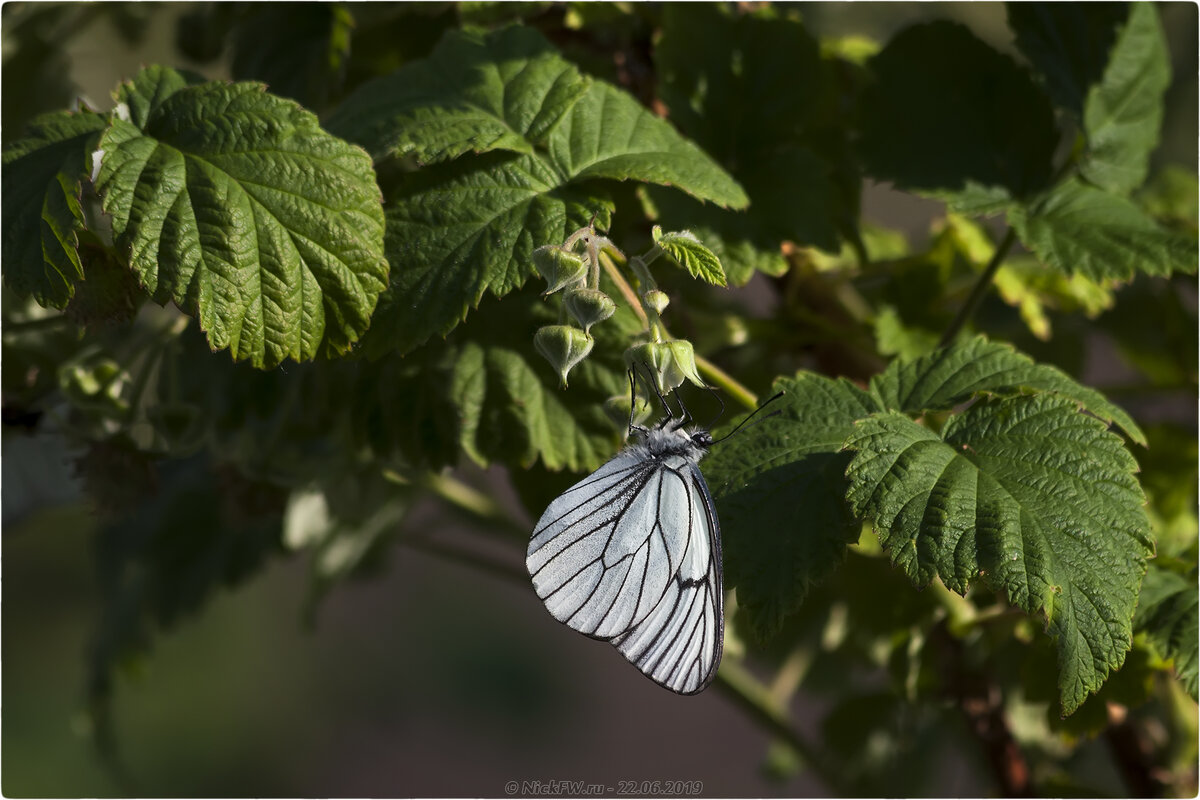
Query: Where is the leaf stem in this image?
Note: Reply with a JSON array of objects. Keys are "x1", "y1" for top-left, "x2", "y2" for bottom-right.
[
  {"x1": 938, "y1": 227, "x2": 1017, "y2": 348},
  {"x1": 598, "y1": 251, "x2": 649, "y2": 328}
]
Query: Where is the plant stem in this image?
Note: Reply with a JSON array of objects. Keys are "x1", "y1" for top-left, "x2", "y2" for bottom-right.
[
  {"x1": 694, "y1": 354, "x2": 758, "y2": 411},
  {"x1": 399, "y1": 536, "x2": 528, "y2": 585},
  {"x1": 715, "y1": 660, "x2": 843, "y2": 792},
  {"x1": 598, "y1": 251, "x2": 649, "y2": 327},
  {"x1": 398, "y1": 469, "x2": 530, "y2": 542},
  {"x1": 4, "y1": 314, "x2": 75, "y2": 333},
  {"x1": 938, "y1": 227, "x2": 1017, "y2": 348}
]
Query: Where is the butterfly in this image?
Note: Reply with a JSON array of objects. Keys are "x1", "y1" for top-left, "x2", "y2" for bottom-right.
[{"x1": 525, "y1": 376, "x2": 779, "y2": 694}]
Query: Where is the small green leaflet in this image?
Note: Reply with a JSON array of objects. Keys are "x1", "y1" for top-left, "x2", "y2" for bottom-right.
[
  {"x1": 1080, "y1": 4, "x2": 1170, "y2": 195},
  {"x1": 869, "y1": 334, "x2": 1146, "y2": 445},
  {"x1": 96, "y1": 66, "x2": 388, "y2": 369},
  {"x1": 349, "y1": 26, "x2": 746, "y2": 356},
  {"x1": 843, "y1": 396, "x2": 1152, "y2": 713},
  {"x1": 2, "y1": 108, "x2": 108, "y2": 308},
  {"x1": 1133, "y1": 564, "x2": 1199, "y2": 699},
  {"x1": 703, "y1": 374, "x2": 880, "y2": 640},
  {"x1": 1009, "y1": 178, "x2": 1197, "y2": 282},
  {"x1": 652, "y1": 226, "x2": 726, "y2": 286}
]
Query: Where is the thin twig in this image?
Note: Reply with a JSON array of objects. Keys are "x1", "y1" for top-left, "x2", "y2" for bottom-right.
[{"x1": 938, "y1": 227, "x2": 1018, "y2": 348}]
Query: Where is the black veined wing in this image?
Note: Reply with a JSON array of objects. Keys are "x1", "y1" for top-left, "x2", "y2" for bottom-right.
[{"x1": 525, "y1": 419, "x2": 723, "y2": 695}]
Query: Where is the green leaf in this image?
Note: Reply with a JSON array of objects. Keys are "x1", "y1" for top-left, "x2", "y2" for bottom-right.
[
  {"x1": 1134, "y1": 565, "x2": 1198, "y2": 699},
  {"x1": 1080, "y1": 4, "x2": 1170, "y2": 195},
  {"x1": 1009, "y1": 177, "x2": 1197, "y2": 281},
  {"x1": 652, "y1": 226, "x2": 726, "y2": 286},
  {"x1": 326, "y1": 24, "x2": 590, "y2": 164},
  {"x1": 229, "y1": 4, "x2": 355, "y2": 111},
  {"x1": 2, "y1": 108, "x2": 108, "y2": 308},
  {"x1": 993, "y1": 255, "x2": 1114, "y2": 341},
  {"x1": 359, "y1": 29, "x2": 747, "y2": 355},
  {"x1": 95, "y1": 67, "x2": 389, "y2": 368},
  {"x1": 650, "y1": 5, "x2": 853, "y2": 277},
  {"x1": 843, "y1": 396, "x2": 1153, "y2": 713},
  {"x1": 869, "y1": 334, "x2": 1146, "y2": 446},
  {"x1": 363, "y1": 152, "x2": 612, "y2": 356},
  {"x1": 703, "y1": 373, "x2": 881, "y2": 639},
  {"x1": 446, "y1": 284, "x2": 636, "y2": 472},
  {"x1": 1007, "y1": 2, "x2": 1129, "y2": 117},
  {"x1": 858, "y1": 21, "x2": 1058, "y2": 203},
  {"x1": 543, "y1": 79, "x2": 746, "y2": 207}
]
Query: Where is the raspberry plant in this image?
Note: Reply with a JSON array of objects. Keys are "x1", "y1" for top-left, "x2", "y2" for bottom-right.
[{"x1": 3, "y1": 3, "x2": 1196, "y2": 796}]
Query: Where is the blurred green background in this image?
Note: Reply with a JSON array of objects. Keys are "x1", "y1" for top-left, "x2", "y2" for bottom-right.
[{"x1": 3, "y1": 2, "x2": 1196, "y2": 796}]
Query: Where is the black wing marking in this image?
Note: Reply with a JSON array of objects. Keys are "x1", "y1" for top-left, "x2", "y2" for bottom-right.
[{"x1": 526, "y1": 443, "x2": 724, "y2": 695}]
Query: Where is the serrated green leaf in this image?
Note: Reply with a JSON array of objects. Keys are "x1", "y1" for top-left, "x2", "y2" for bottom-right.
[
  {"x1": 858, "y1": 21, "x2": 1057, "y2": 204},
  {"x1": 326, "y1": 24, "x2": 590, "y2": 164},
  {"x1": 1080, "y1": 4, "x2": 1170, "y2": 195},
  {"x1": 543, "y1": 79, "x2": 746, "y2": 207},
  {"x1": 1007, "y1": 2, "x2": 1129, "y2": 117},
  {"x1": 703, "y1": 373, "x2": 881, "y2": 639},
  {"x1": 653, "y1": 228, "x2": 726, "y2": 286},
  {"x1": 650, "y1": 5, "x2": 852, "y2": 278},
  {"x1": 363, "y1": 153, "x2": 613, "y2": 356},
  {"x1": 96, "y1": 68, "x2": 388, "y2": 369},
  {"x1": 869, "y1": 335, "x2": 1145, "y2": 446},
  {"x1": 1009, "y1": 177, "x2": 1197, "y2": 281},
  {"x1": 114, "y1": 64, "x2": 206, "y2": 128},
  {"x1": 2, "y1": 108, "x2": 108, "y2": 308},
  {"x1": 342, "y1": 26, "x2": 747, "y2": 356},
  {"x1": 1134, "y1": 565, "x2": 1198, "y2": 699},
  {"x1": 844, "y1": 395, "x2": 1153, "y2": 713}
]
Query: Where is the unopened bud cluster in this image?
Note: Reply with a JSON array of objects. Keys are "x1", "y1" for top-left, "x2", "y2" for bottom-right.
[
  {"x1": 531, "y1": 232, "x2": 619, "y2": 387},
  {"x1": 532, "y1": 223, "x2": 714, "y2": 398}
]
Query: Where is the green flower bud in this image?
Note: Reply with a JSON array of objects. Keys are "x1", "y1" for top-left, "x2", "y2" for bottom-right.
[
  {"x1": 564, "y1": 288, "x2": 616, "y2": 332},
  {"x1": 603, "y1": 392, "x2": 652, "y2": 431},
  {"x1": 623, "y1": 338, "x2": 705, "y2": 395},
  {"x1": 532, "y1": 245, "x2": 586, "y2": 296},
  {"x1": 534, "y1": 324, "x2": 594, "y2": 387},
  {"x1": 642, "y1": 289, "x2": 670, "y2": 315}
]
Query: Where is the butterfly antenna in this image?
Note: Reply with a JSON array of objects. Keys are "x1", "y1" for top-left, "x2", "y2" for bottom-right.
[
  {"x1": 713, "y1": 390, "x2": 786, "y2": 444},
  {"x1": 701, "y1": 381, "x2": 725, "y2": 431}
]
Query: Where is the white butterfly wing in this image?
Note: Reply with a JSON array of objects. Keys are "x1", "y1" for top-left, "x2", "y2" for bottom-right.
[
  {"x1": 612, "y1": 461, "x2": 722, "y2": 695},
  {"x1": 526, "y1": 448, "x2": 723, "y2": 695}
]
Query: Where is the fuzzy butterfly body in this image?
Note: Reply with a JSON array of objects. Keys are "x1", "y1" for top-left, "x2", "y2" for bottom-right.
[{"x1": 526, "y1": 417, "x2": 723, "y2": 695}]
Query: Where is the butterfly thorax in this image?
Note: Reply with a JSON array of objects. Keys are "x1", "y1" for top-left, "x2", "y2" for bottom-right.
[{"x1": 639, "y1": 422, "x2": 712, "y2": 462}]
